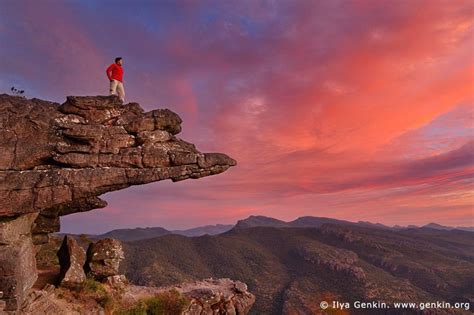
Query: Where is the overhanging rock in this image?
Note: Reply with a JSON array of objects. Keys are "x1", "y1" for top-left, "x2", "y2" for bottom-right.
[{"x1": 0, "y1": 94, "x2": 237, "y2": 312}]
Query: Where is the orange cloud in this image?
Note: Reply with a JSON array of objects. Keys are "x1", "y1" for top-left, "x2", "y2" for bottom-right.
[{"x1": 2, "y1": 0, "x2": 472, "y2": 232}]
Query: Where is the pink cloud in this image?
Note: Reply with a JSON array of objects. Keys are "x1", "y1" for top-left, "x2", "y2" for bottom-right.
[{"x1": 1, "y1": 0, "x2": 472, "y2": 232}]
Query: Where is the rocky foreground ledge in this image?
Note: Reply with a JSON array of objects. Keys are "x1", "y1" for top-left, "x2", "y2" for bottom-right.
[
  {"x1": 23, "y1": 278, "x2": 255, "y2": 315},
  {"x1": 0, "y1": 94, "x2": 238, "y2": 313},
  {"x1": 20, "y1": 236, "x2": 255, "y2": 315}
]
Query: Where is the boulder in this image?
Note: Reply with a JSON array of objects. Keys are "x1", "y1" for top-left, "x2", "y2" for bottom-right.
[
  {"x1": 85, "y1": 238, "x2": 125, "y2": 281},
  {"x1": 57, "y1": 236, "x2": 87, "y2": 288}
]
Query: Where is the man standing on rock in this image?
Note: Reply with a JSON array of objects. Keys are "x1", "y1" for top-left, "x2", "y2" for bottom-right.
[{"x1": 106, "y1": 57, "x2": 125, "y2": 102}]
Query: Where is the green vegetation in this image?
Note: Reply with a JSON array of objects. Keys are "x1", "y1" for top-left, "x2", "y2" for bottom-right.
[
  {"x1": 10, "y1": 86, "x2": 25, "y2": 97},
  {"x1": 116, "y1": 289, "x2": 189, "y2": 315},
  {"x1": 54, "y1": 279, "x2": 189, "y2": 315},
  {"x1": 81, "y1": 279, "x2": 115, "y2": 311},
  {"x1": 122, "y1": 226, "x2": 474, "y2": 314}
]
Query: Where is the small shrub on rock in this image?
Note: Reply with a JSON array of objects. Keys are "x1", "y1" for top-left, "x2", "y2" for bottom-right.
[{"x1": 117, "y1": 289, "x2": 190, "y2": 315}]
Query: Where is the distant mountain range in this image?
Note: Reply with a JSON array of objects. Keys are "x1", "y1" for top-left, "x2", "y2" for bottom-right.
[
  {"x1": 420, "y1": 222, "x2": 474, "y2": 232},
  {"x1": 98, "y1": 224, "x2": 235, "y2": 240},
  {"x1": 61, "y1": 215, "x2": 474, "y2": 242},
  {"x1": 235, "y1": 215, "x2": 474, "y2": 232},
  {"x1": 51, "y1": 215, "x2": 474, "y2": 314},
  {"x1": 235, "y1": 215, "x2": 382, "y2": 230},
  {"x1": 60, "y1": 224, "x2": 234, "y2": 242},
  {"x1": 120, "y1": 217, "x2": 474, "y2": 314}
]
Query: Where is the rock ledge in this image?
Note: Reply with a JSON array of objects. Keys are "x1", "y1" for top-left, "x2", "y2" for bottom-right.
[{"x1": 0, "y1": 94, "x2": 237, "y2": 312}]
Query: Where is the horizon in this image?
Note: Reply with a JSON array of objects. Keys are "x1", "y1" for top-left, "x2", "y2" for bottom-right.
[
  {"x1": 62, "y1": 213, "x2": 473, "y2": 235},
  {"x1": 1, "y1": 0, "x2": 473, "y2": 234}
]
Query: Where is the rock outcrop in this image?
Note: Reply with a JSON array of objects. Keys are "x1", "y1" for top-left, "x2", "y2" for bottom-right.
[
  {"x1": 296, "y1": 245, "x2": 366, "y2": 280},
  {"x1": 0, "y1": 213, "x2": 38, "y2": 312},
  {"x1": 85, "y1": 238, "x2": 125, "y2": 281},
  {"x1": 56, "y1": 236, "x2": 86, "y2": 288},
  {"x1": 28, "y1": 236, "x2": 255, "y2": 315},
  {"x1": 22, "y1": 278, "x2": 255, "y2": 315},
  {"x1": 0, "y1": 94, "x2": 237, "y2": 312},
  {"x1": 123, "y1": 278, "x2": 256, "y2": 315},
  {"x1": 182, "y1": 279, "x2": 255, "y2": 315}
]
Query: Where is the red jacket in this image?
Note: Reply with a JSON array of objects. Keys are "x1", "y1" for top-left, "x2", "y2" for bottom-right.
[{"x1": 106, "y1": 63, "x2": 123, "y2": 82}]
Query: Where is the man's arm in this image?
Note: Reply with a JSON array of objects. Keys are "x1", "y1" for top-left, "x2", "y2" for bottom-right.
[{"x1": 106, "y1": 64, "x2": 114, "y2": 81}]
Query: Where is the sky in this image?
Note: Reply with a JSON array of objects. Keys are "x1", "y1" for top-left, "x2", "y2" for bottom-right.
[{"x1": 1, "y1": 0, "x2": 473, "y2": 234}]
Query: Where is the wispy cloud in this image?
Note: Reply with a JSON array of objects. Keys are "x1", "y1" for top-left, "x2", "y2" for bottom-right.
[{"x1": 1, "y1": 0, "x2": 472, "y2": 233}]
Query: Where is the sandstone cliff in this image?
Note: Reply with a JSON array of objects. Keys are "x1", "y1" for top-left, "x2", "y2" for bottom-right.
[{"x1": 0, "y1": 94, "x2": 238, "y2": 313}]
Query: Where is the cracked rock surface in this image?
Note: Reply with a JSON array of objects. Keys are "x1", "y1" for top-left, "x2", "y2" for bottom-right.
[{"x1": 0, "y1": 94, "x2": 237, "y2": 312}]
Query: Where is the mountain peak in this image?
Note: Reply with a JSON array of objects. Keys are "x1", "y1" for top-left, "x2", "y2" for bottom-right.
[
  {"x1": 423, "y1": 223, "x2": 452, "y2": 230},
  {"x1": 235, "y1": 215, "x2": 287, "y2": 229}
]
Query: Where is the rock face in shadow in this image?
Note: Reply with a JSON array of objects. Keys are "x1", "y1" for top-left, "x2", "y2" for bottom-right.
[
  {"x1": 0, "y1": 94, "x2": 237, "y2": 312},
  {"x1": 0, "y1": 213, "x2": 38, "y2": 312}
]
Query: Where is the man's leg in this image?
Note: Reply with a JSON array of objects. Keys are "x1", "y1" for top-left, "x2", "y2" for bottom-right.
[
  {"x1": 109, "y1": 79, "x2": 118, "y2": 96},
  {"x1": 117, "y1": 81, "x2": 125, "y2": 103}
]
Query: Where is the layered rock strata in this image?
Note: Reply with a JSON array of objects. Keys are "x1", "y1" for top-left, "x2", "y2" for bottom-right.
[{"x1": 0, "y1": 94, "x2": 237, "y2": 312}]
